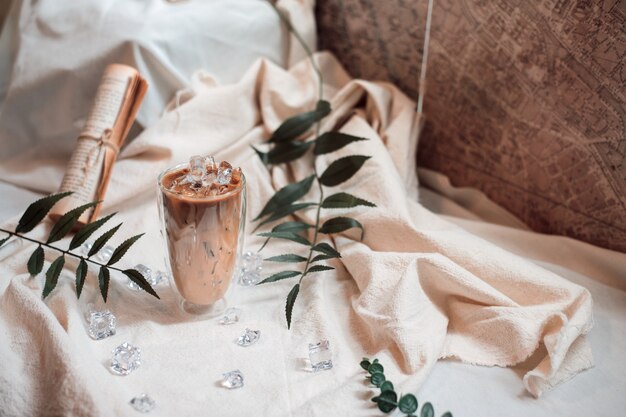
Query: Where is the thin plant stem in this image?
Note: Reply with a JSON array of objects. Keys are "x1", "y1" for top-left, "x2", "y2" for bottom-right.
[
  {"x1": 0, "y1": 228, "x2": 125, "y2": 273},
  {"x1": 266, "y1": 1, "x2": 326, "y2": 284}
]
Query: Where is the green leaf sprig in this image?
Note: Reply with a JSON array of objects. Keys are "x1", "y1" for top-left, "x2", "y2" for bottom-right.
[
  {"x1": 361, "y1": 358, "x2": 453, "y2": 417},
  {"x1": 0, "y1": 192, "x2": 159, "y2": 301},
  {"x1": 254, "y1": 1, "x2": 376, "y2": 329}
]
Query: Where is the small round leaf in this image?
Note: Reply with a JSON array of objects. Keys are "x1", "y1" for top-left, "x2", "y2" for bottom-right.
[
  {"x1": 370, "y1": 371, "x2": 385, "y2": 387},
  {"x1": 420, "y1": 402, "x2": 434, "y2": 417},
  {"x1": 360, "y1": 359, "x2": 371, "y2": 371},
  {"x1": 374, "y1": 390, "x2": 398, "y2": 413},
  {"x1": 380, "y1": 380, "x2": 394, "y2": 392},
  {"x1": 368, "y1": 362, "x2": 384, "y2": 374},
  {"x1": 399, "y1": 393, "x2": 418, "y2": 414}
]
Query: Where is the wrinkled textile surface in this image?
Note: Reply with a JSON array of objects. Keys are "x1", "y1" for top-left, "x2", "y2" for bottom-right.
[
  {"x1": 0, "y1": 53, "x2": 596, "y2": 416},
  {"x1": 0, "y1": 0, "x2": 315, "y2": 161}
]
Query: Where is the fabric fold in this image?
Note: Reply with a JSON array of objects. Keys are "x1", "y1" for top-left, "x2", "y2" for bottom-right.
[{"x1": 0, "y1": 51, "x2": 594, "y2": 416}]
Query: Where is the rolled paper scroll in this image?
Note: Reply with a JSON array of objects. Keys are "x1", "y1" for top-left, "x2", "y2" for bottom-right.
[{"x1": 49, "y1": 64, "x2": 148, "y2": 225}]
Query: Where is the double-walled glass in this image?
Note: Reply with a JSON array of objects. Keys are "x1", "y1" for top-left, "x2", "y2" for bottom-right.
[{"x1": 157, "y1": 163, "x2": 246, "y2": 316}]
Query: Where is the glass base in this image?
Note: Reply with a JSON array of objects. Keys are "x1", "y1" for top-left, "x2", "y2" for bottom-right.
[{"x1": 179, "y1": 297, "x2": 227, "y2": 318}]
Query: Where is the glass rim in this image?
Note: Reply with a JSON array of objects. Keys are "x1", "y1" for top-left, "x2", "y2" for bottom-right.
[{"x1": 157, "y1": 162, "x2": 246, "y2": 201}]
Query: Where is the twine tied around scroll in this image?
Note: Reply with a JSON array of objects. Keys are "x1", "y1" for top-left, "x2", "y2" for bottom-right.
[{"x1": 79, "y1": 128, "x2": 120, "y2": 185}]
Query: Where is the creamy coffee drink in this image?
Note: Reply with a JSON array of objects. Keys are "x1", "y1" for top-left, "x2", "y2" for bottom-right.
[{"x1": 158, "y1": 156, "x2": 245, "y2": 311}]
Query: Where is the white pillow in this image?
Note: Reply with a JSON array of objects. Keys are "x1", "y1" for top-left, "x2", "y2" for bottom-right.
[{"x1": 0, "y1": 0, "x2": 314, "y2": 162}]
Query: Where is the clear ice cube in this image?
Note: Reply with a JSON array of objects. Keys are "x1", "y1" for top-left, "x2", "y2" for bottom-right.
[
  {"x1": 219, "y1": 307, "x2": 242, "y2": 325},
  {"x1": 205, "y1": 155, "x2": 217, "y2": 170},
  {"x1": 237, "y1": 328, "x2": 261, "y2": 347},
  {"x1": 130, "y1": 394, "x2": 156, "y2": 413},
  {"x1": 222, "y1": 370, "x2": 244, "y2": 389},
  {"x1": 217, "y1": 167, "x2": 232, "y2": 185},
  {"x1": 110, "y1": 342, "x2": 142, "y2": 375},
  {"x1": 238, "y1": 251, "x2": 263, "y2": 286},
  {"x1": 81, "y1": 241, "x2": 93, "y2": 256},
  {"x1": 87, "y1": 309, "x2": 116, "y2": 340},
  {"x1": 189, "y1": 155, "x2": 206, "y2": 183},
  {"x1": 97, "y1": 245, "x2": 115, "y2": 263},
  {"x1": 309, "y1": 340, "x2": 333, "y2": 372}
]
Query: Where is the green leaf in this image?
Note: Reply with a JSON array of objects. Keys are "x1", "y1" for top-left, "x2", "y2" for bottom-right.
[
  {"x1": 370, "y1": 371, "x2": 386, "y2": 387},
  {"x1": 306, "y1": 265, "x2": 334, "y2": 274},
  {"x1": 311, "y1": 242, "x2": 341, "y2": 258},
  {"x1": 380, "y1": 381, "x2": 394, "y2": 393},
  {"x1": 273, "y1": 221, "x2": 314, "y2": 233},
  {"x1": 27, "y1": 245, "x2": 44, "y2": 275},
  {"x1": 88, "y1": 223, "x2": 122, "y2": 257},
  {"x1": 42, "y1": 255, "x2": 65, "y2": 299},
  {"x1": 266, "y1": 141, "x2": 313, "y2": 164},
  {"x1": 399, "y1": 394, "x2": 418, "y2": 414},
  {"x1": 285, "y1": 283, "x2": 300, "y2": 329},
  {"x1": 421, "y1": 402, "x2": 434, "y2": 417},
  {"x1": 258, "y1": 221, "x2": 313, "y2": 251},
  {"x1": 98, "y1": 266, "x2": 110, "y2": 302},
  {"x1": 440, "y1": 412, "x2": 453, "y2": 417},
  {"x1": 47, "y1": 201, "x2": 100, "y2": 244},
  {"x1": 16, "y1": 191, "x2": 72, "y2": 234},
  {"x1": 122, "y1": 269, "x2": 160, "y2": 299},
  {"x1": 69, "y1": 212, "x2": 116, "y2": 250},
  {"x1": 319, "y1": 155, "x2": 371, "y2": 187},
  {"x1": 251, "y1": 145, "x2": 269, "y2": 165},
  {"x1": 373, "y1": 390, "x2": 397, "y2": 413},
  {"x1": 314, "y1": 131, "x2": 368, "y2": 155},
  {"x1": 270, "y1": 100, "x2": 331, "y2": 143},
  {"x1": 257, "y1": 231, "x2": 310, "y2": 246},
  {"x1": 265, "y1": 254, "x2": 307, "y2": 263},
  {"x1": 368, "y1": 362, "x2": 384, "y2": 374},
  {"x1": 254, "y1": 175, "x2": 315, "y2": 221},
  {"x1": 258, "y1": 270, "x2": 301, "y2": 284},
  {"x1": 75, "y1": 259, "x2": 88, "y2": 299},
  {"x1": 319, "y1": 217, "x2": 364, "y2": 239},
  {"x1": 311, "y1": 253, "x2": 336, "y2": 262},
  {"x1": 0, "y1": 235, "x2": 10, "y2": 248},
  {"x1": 258, "y1": 203, "x2": 316, "y2": 227},
  {"x1": 107, "y1": 233, "x2": 144, "y2": 265},
  {"x1": 360, "y1": 358, "x2": 371, "y2": 371},
  {"x1": 321, "y1": 192, "x2": 375, "y2": 209}
]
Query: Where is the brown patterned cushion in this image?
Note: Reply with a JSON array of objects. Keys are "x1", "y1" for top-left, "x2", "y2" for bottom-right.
[{"x1": 317, "y1": 0, "x2": 626, "y2": 252}]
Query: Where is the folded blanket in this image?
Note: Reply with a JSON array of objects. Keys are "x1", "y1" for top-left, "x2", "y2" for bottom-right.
[{"x1": 0, "y1": 53, "x2": 593, "y2": 416}]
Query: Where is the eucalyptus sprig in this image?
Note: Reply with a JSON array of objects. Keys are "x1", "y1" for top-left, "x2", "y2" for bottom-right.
[
  {"x1": 254, "y1": 2, "x2": 375, "y2": 329},
  {"x1": 0, "y1": 192, "x2": 159, "y2": 301},
  {"x1": 361, "y1": 358, "x2": 453, "y2": 417}
]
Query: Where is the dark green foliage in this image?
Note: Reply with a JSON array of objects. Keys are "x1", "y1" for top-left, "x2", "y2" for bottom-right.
[
  {"x1": 314, "y1": 132, "x2": 368, "y2": 155},
  {"x1": 322, "y1": 192, "x2": 375, "y2": 209},
  {"x1": 319, "y1": 217, "x2": 364, "y2": 239},
  {"x1": 47, "y1": 201, "x2": 99, "y2": 243},
  {"x1": 43, "y1": 255, "x2": 65, "y2": 298},
  {"x1": 98, "y1": 266, "x2": 110, "y2": 302},
  {"x1": 88, "y1": 224, "x2": 122, "y2": 257},
  {"x1": 69, "y1": 212, "x2": 116, "y2": 250},
  {"x1": 16, "y1": 191, "x2": 72, "y2": 234},
  {"x1": 254, "y1": 3, "x2": 374, "y2": 329},
  {"x1": 27, "y1": 245, "x2": 44, "y2": 275},
  {"x1": 75, "y1": 259, "x2": 88, "y2": 298},
  {"x1": 285, "y1": 283, "x2": 299, "y2": 329},
  {"x1": 361, "y1": 357, "x2": 453, "y2": 417},
  {"x1": 0, "y1": 192, "x2": 158, "y2": 302},
  {"x1": 122, "y1": 269, "x2": 160, "y2": 299},
  {"x1": 319, "y1": 155, "x2": 371, "y2": 187}
]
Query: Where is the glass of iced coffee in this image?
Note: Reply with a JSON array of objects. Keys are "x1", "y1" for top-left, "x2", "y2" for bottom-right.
[{"x1": 157, "y1": 155, "x2": 246, "y2": 316}]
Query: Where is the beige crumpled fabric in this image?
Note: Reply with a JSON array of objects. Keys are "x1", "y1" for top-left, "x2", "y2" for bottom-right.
[{"x1": 0, "y1": 53, "x2": 593, "y2": 416}]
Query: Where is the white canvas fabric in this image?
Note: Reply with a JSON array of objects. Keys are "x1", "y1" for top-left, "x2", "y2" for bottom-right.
[
  {"x1": 0, "y1": 52, "x2": 606, "y2": 416},
  {"x1": 0, "y1": 0, "x2": 315, "y2": 162}
]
